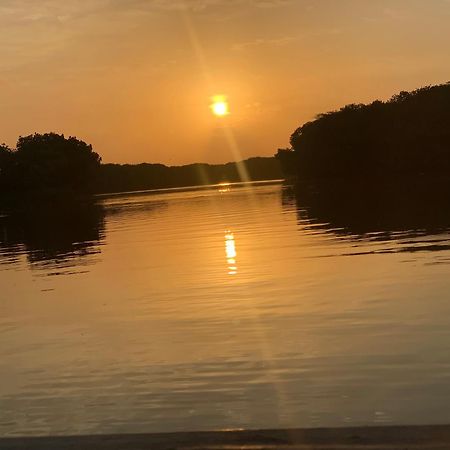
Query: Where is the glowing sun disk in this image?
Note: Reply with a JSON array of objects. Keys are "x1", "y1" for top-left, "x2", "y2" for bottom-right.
[{"x1": 211, "y1": 95, "x2": 229, "y2": 116}]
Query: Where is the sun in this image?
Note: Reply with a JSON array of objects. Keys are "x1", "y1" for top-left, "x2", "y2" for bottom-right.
[{"x1": 211, "y1": 95, "x2": 229, "y2": 117}]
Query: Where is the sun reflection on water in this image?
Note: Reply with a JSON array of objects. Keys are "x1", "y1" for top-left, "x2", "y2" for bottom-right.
[
  {"x1": 225, "y1": 231, "x2": 237, "y2": 275},
  {"x1": 218, "y1": 182, "x2": 231, "y2": 193}
]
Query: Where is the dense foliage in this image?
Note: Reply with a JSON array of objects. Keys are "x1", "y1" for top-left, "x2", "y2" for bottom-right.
[
  {"x1": 0, "y1": 133, "x2": 101, "y2": 192},
  {"x1": 281, "y1": 82, "x2": 450, "y2": 179}
]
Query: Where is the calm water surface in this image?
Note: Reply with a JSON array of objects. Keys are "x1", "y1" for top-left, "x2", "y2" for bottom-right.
[{"x1": 1, "y1": 181, "x2": 450, "y2": 436}]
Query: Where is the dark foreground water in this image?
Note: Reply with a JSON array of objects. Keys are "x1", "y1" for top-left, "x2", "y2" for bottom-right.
[{"x1": 1, "y1": 180, "x2": 450, "y2": 437}]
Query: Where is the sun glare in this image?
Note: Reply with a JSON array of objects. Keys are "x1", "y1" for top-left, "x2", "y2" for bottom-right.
[{"x1": 211, "y1": 95, "x2": 229, "y2": 117}]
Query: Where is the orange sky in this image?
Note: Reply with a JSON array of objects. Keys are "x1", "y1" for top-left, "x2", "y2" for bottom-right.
[{"x1": 1, "y1": 0, "x2": 450, "y2": 165}]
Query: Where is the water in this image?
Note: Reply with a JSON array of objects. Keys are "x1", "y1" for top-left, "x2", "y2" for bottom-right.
[{"x1": 1, "y1": 180, "x2": 450, "y2": 437}]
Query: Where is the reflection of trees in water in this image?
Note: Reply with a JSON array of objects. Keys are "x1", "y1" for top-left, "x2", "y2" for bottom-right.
[
  {"x1": 0, "y1": 191, "x2": 171, "y2": 271},
  {"x1": 0, "y1": 196, "x2": 105, "y2": 270},
  {"x1": 283, "y1": 178, "x2": 450, "y2": 239}
]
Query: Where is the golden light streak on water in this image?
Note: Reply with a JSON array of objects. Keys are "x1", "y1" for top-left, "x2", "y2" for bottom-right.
[{"x1": 225, "y1": 231, "x2": 237, "y2": 275}]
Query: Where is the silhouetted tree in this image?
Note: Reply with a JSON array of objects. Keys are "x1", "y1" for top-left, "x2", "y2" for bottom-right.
[
  {"x1": 288, "y1": 82, "x2": 450, "y2": 180},
  {"x1": 10, "y1": 133, "x2": 101, "y2": 191},
  {"x1": 275, "y1": 148, "x2": 297, "y2": 178},
  {"x1": 0, "y1": 144, "x2": 13, "y2": 189}
]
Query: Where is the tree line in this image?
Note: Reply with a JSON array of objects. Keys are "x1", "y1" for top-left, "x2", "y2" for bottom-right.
[
  {"x1": 276, "y1": 82, "x2": 450, "y2": 180},
  {"x1": 97, "y1": 158, "x2": 282, "y2": 193},
  {"x1": 0, "y1": 133, "x2": 282, "y2": 195}
]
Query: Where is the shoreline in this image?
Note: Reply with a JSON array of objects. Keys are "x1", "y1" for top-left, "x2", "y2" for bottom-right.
[
  {"x1": 2, "y1": 424, "x2": 450, "y2": 449},
  {"x1": 95, "y1": 178, "x2": 285, "y2": 198}
]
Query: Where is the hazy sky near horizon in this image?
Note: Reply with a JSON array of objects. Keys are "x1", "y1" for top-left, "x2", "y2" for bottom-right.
[{"x1": 1, "y1": 0, "x2": 450, "y2": 165}]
